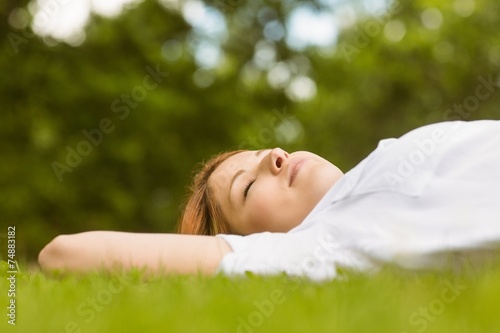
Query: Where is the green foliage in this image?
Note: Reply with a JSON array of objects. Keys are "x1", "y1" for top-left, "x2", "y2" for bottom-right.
[{"x1": 1, "y1": 0, "x2": 500, "y2": 259}]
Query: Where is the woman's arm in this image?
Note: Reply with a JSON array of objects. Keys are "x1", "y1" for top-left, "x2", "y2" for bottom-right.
[{"x1": 38, "y1": 231, "x2": 232, "y2": 275}]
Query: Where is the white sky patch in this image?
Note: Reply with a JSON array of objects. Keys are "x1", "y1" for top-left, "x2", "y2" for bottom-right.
[
  {"x1": 91, "y1": 0, "x2": 142, "y2": 17},
  {"x1": 32, "y1": 0, "x2": 91, "y2": 40},
  {"x1": 182, "y1": 0, "x2": 225, "y2": 38},
  {"x1": 285, "y1": 75, "x2": 317, "y2": 102},
  {"x1": 31, "y1": 0, "x2": 141, "y2": 41},
  {"x1": 194, "y1": 40, "x2": 221, "y2": 68},
  {"x1": 363, "y1": 0, "x2": 389, "y2": 15},
  {"x1": 286, "y1": 5, "x2": 339, "y2": 51},
  {"x1": 27, "y1": 0, "x2": 389, "y2": 52},
  {"x1": 181, "y1": 0, "x2": 226, "y2": 68}
]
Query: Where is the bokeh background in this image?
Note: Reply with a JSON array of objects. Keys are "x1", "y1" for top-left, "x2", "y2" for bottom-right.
[{"x1": 2, "y1": 0, "x2": 500, "y2": 260}]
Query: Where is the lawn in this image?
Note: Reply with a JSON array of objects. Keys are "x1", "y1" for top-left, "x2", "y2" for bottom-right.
[{"x1": 1, "y1": 260, "x2": 500, "y2": 333}]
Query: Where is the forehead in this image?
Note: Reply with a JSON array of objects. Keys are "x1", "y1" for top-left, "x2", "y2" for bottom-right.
[{"x1": 210, "y1": 150, "x2": 256, "y2": 190}]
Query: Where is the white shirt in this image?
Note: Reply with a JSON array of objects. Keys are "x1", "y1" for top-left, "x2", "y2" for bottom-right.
[{"x1": 217, "y1": 120, "x2": 500, "y2": 280}]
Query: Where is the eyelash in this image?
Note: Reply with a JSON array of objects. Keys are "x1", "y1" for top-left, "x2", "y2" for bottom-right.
[{"x1": 243, "y1": 179, "x2": 255, "y2": 199}]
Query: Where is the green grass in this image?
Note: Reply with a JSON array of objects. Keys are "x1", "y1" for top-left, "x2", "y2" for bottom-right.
[{"x1": 2, "y1": 261, "x2": 500, "y2": 333}]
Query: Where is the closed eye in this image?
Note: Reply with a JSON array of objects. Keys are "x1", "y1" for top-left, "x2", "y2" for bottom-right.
[{"x1": 243, "y1": 179, "x2": 255, "y2": 200}]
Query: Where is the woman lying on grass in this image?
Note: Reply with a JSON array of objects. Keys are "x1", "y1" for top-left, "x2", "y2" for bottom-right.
[{"x1": 39, "y1": 120, "x2": 500, "y2": 280}]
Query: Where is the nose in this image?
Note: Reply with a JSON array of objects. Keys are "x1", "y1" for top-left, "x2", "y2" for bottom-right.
[{"x1": 267, "y1": 147, "x2": 289, "y2": 175}]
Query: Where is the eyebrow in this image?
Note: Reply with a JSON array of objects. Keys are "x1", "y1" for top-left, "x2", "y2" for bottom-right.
[{"x1": 228, "y1": 149, "x2": 265, "y2": 204}]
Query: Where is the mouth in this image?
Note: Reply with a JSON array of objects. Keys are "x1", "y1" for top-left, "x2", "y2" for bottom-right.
[{"x1": 288, "y1": 158, "x2": 308, "y2": 186}]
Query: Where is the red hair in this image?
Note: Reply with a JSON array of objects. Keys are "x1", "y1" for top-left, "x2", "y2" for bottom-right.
[{"x1": 178, "y1": 150, "x2": 245, "y2": 235}]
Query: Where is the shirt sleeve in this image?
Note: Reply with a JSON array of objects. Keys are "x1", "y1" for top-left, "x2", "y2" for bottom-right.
[
  {"x1": 216, "y1": 231, "x2": 335, "y2": 281},
  {"x1": 216, "y1": 222, "x2": 377, "y2": 281}
]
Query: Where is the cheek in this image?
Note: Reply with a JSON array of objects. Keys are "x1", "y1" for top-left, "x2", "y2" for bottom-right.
[
  {"x1": 244, "y1": 185, "x2": 290, "y2": 233},
  {"x1": 246, "y1": 196, "x2": 275, "y2": 232}
]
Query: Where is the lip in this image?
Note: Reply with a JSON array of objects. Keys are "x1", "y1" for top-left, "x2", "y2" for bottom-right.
[{"x1": 288, "y1": 158, "x2": 308, "y2": 186}]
